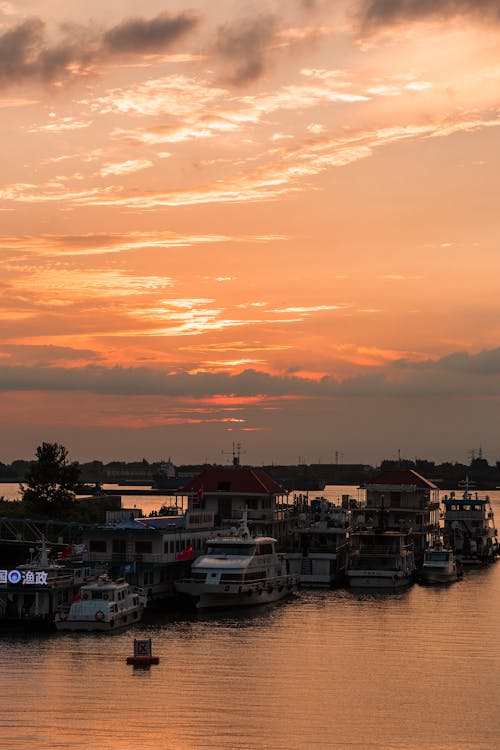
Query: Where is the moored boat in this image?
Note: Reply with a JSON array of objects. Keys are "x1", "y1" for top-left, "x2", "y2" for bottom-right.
[
  {"x1": 287, "y1": 502, "x2": 350, "y2": 587},
  {"x1": 442, "y1": 484, "x2": 498, "y2": 565},
  {"x1": 420, "y1": 538, "x2": 460, "y2": 584},
  {"x1": 175, "y1": 511, "x2": 297, "y2": 610},
  {"x1": 55, "y1": 575, "x2": 146, "y2": 631},
  {"x1": 346, "y1": 521, "x2": 415, "y2": 590},
  {"x1": 0, "y1": 539, "x2": 95, "y2": 631}
]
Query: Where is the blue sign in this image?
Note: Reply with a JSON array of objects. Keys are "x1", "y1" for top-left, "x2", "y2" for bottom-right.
[{"x1": 7, "y1": 570, "x2": 21, "y2": 584}]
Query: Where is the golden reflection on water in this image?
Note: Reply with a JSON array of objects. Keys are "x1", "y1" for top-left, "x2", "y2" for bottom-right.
[{"x1": 1, "y1": 564, "x2": 499, "y2": 750}]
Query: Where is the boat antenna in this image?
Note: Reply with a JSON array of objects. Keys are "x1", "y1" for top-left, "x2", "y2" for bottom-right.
[
  {"x1": 222, "y1": 441, "x2": 245, "y2": 467},
  {"x1": 39, "y1": 536, "x2": 49, "y2": 567},
  {"x1": 239, "y1": 507, "x2": 250, "y2": 539}
]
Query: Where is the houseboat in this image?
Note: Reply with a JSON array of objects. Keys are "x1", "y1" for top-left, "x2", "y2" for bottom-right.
[
  {"x1": 346, "y1": 526, "x2": 415, "y2": 589},
  {"x1": 442, "y1": 486, "x2": 498, "y2": 565},
  {"x1": 287, "y1": 500, "x2": 350, "y2": 586},
  {"x1": 362, "y1": 469, "x2": 441, "y2": 567}
]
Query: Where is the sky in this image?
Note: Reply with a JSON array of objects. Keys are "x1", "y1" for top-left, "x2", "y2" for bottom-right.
[{"x1": 1, "y1": 0, "x2": 500, "y2": 466}]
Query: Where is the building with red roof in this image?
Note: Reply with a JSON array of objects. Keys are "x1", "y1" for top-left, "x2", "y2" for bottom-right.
[{"x1": 181, "y1": 464, "x2": 294, "y2": 542}]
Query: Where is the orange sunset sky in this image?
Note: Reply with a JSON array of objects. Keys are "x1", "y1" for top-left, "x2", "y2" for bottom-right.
[{"x1": 1, "y1": 0, "x2": 500, "y2": 465}]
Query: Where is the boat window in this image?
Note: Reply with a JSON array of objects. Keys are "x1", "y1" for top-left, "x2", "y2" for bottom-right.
[
  {"x1": 256, "y1": 544, "x2": 274, "y2": 556},
  {"x1": 426, "y1": 552, "x2": 448, "y2": 561},
  {"x1": 89, "y1": 540, "x2": 106, "y2": 553},
  {"x1": 206, "y1": 544, "x2": 255, "y2": 556},
  {"x1": 135, "y1": 541, "x2": 152, "y2": 554}
]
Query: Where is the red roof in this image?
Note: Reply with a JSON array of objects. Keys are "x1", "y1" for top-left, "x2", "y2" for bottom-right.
[
  {"x1": 366, "y1": 469, "x2": 437, "y2": 489},
  {"x1": 182, "y1": 467, "x2": 286, "y2": 495}
]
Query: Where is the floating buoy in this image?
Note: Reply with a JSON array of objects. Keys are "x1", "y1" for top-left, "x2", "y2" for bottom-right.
[{"x1": 126, "y1": 638, "x2": 159, "y2": 667}]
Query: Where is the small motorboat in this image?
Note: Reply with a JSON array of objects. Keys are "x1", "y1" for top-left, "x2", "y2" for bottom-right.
[
  {"x1": 420, "y1": 538, "x2": 460, "y2": 584},
  {"x1": 55, "y1": 575, "x2": 146, "y2": 631}
]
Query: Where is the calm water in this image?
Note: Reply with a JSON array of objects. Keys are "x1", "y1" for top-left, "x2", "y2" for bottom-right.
[{"x1": 0, "y1": 485, "x2": 499, "y2": 749}]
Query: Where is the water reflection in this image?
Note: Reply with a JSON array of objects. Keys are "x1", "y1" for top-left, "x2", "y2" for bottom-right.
[{"x1": 0, "y1": 487, "x2": 499, "y2": 749}]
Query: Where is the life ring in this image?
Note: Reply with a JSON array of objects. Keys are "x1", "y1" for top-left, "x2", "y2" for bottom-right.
[{"x1": 95, "y1": 610, "x2": 105, "y2": 621}]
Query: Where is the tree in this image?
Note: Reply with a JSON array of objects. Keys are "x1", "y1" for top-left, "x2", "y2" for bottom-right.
[{"x1": 20, "y1": 442, "x2": 81, "y2": 518}]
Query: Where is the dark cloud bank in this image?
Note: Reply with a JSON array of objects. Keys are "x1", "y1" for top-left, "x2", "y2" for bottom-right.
[
  {"x1": 359, "y1": 0, "x2": 500, "y2": 28},
  {"x1": 1, "y1": 348, "x2": 500, "y2": 399},
  {"x1": 0, "y1": 11, "x2": 199, "y2": 89}
]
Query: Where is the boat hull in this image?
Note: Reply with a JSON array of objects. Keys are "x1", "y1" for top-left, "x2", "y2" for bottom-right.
[
  {"x1": 176, "y1": 577, "x2": 296, "y2": 610},
  {"x1": 55, "y1": 609, "x2": 143, "y2": 631},
  {"x1": 420, "y1": 569, "x2": 458, "y2": 584},
  {"x1": 346, "y1": 572, "x2": 412, "y2": 590}
]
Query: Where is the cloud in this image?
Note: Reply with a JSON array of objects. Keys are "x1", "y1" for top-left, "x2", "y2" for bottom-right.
[
  {"x1": 358, "y1": 0, "x2": 500, "y2": 31},
  {"x1": 101, "y1": 12, "x2": 198, "y2": 54},
  {"x1": 214, "y1": 15, "x2": 280, "y2": 86},
  {"x1": 1, "y1": 348, "x2": 500, "y2": 398},
  {"x1": 0, "y1": 11, "x2": 199, "y2": 90}
]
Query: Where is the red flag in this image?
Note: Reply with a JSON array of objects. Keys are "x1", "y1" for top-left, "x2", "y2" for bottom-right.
[
  {"x1": 176, "y1": 544, "x2": 194, "y2": 561},
  {"x1": 60, "y1": 544, "x2": 73, "y2": 558}
]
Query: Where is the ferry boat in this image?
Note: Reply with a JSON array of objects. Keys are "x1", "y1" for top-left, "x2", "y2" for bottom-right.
[
  {"x1": 442, "y1": 485, "x2": 498, "y2": 565},
  {"x1": 420, "y1": 538, "x2": 460, "y2": 584},
  {"x1": 55, "y1": 575, "x2": 146, "y2": 631},
  {"x1": 0, "y1": 540, "x2": 95, "y2": 631},
  {"x1": 175, "y1": 511, "x2": 297, "y2": 610},
  {"x1": 287, "y1": 502, "x2": 350, "y2": 587}
]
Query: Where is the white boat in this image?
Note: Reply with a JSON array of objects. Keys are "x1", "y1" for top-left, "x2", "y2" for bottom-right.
[
  {"x1": 175, "y1": 511, "x2": 297, "y2": 610},
  {"x1": 55, "y1": 575, "x2": 146, "y2": 631},
  {"x1": 420, "y1": 538, "x2": 460, "y2": 584},
  {"x1": 442, "y1": 484, "x2": 498, "y2": 565}
]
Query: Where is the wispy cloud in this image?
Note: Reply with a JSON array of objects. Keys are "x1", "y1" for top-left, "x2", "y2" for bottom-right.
[
  {"x1": 98, "y1": 159, "x2": 153, "y2": 177},
  {"x1": 3, "y1": 109, "x2": 497, "y2": 210},
  {"x1": 0, "y1": 231, "x2": 281, "y2": 257}
]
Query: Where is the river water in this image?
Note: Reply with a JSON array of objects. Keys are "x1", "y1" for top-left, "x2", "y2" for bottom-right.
[{"x1": 0, "y1": 485, "x2": 499, "y2": 749}]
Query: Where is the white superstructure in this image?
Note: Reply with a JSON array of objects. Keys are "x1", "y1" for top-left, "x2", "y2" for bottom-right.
[
  {"x1": 176, "y1": 511, "x2": 296, "y2": 609},
  {"x1": 55, "y1": 575, "x2": 145, "y2": 631}
]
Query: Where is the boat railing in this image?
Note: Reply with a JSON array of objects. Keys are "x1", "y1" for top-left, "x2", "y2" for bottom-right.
[
  {"x1": 352, "y1": 544, "x2": 411, "y2": 555},
  {"x1": 88, "y1": 552, "x2": 172, "y2": 564},
  {"x1": 178, "y1": 573, "x2": 297, "y2": 590}
]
